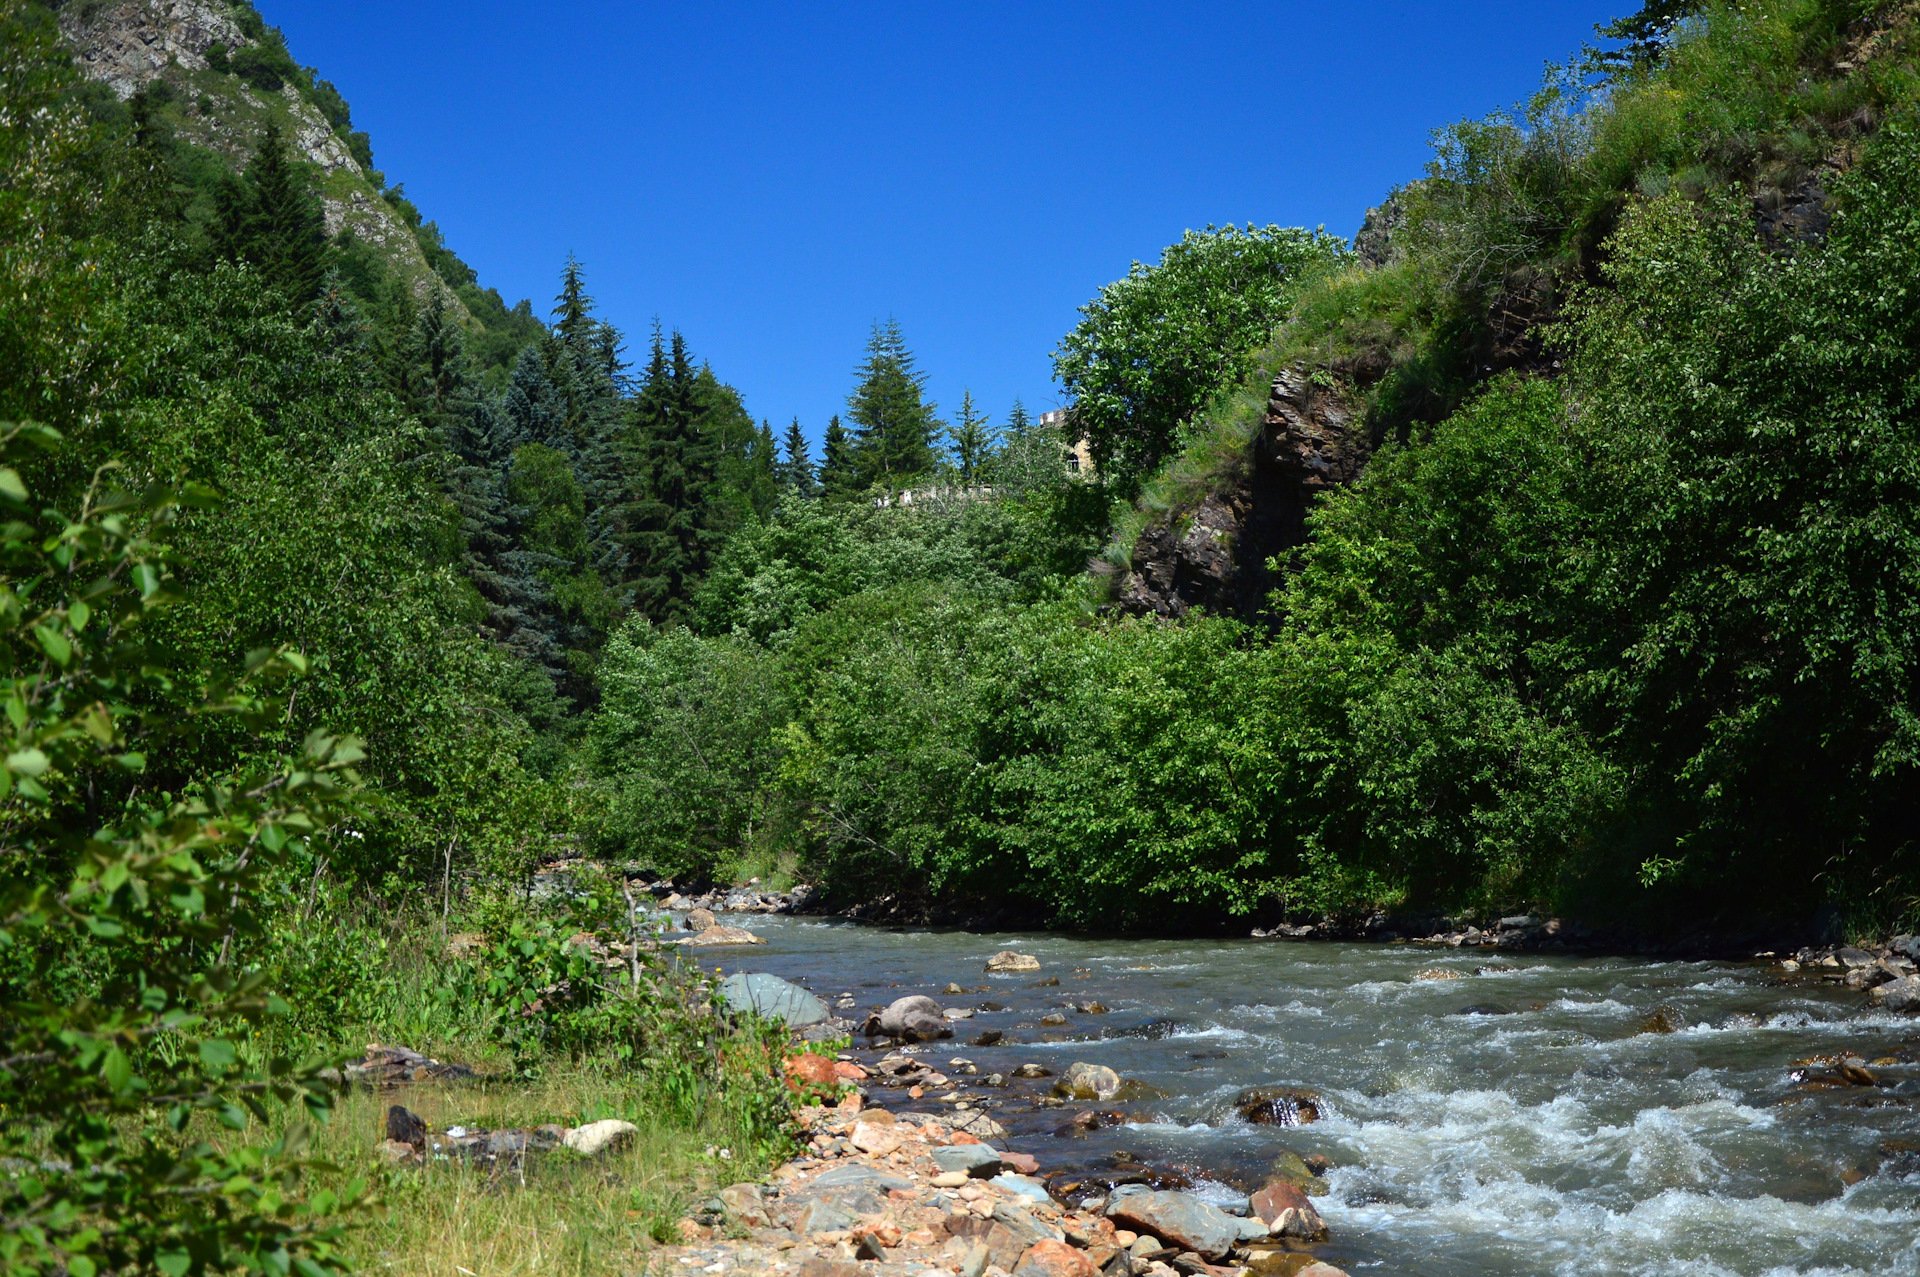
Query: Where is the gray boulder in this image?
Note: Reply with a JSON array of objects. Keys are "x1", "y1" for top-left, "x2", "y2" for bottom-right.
[
  {"x1": 1053, "y1": 1061, "x2": 1122, "y2": 1101},
  {"x1": 1872, "y1": 975, "x2": 1920, "y2": 1012},
  {"x1": 874, "y1": 994, "x2": 953, "y2": 1041},
  {"x1": 1104, "y1": 1189, "x2": 1242, "y2": 1261},
  {"x1": 717, "y1": 972, "x2": 829, "y2": 1027}
]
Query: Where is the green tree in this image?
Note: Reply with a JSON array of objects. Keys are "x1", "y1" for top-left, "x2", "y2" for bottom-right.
[
  {"x1": 779, "y1": 418, "x2": 816, "y2": 496},
  {"x1": 847, "y1": 320, "x2": 940, "y2": 489},
  {"x1": 818, "y1": 414, "x2": 858, "y2": 501},
  {"x1": 947, "y1": 389, "x2": 993, "y2": 485},
  {"x1": 1053, "y1": 224, "x2": 1342, "y2": 494},
  {"x1": 213, "y1": 120, "x2": 329, "y2": 309}
]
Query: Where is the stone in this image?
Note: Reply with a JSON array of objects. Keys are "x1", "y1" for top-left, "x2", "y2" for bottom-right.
[
  {"x1": 377, "y1": 1138, "x2": 417, "y2": 1164},
  {"x1": 1054, "y1": 1062, "x2": 1123, "y2": 1101},
  {"x1": 875, "y1": 995, "x2": 954, "y2": 1041},
  {"x1": 1001, "y1": 1151, "x2": 1041, "y2": 1176},
  {"x1": 987, "y1": 950, "x2": 1043, "y2": 973},
  {"x1": 1234, "y1": 1086, "x2": 1322, "y2": 1127},
  {"x1": 933, "y1": 1144, "x2": 1004, "y2": 1177},
  {"x1": 1413, "y1": 967, "x2": 1463, "y2": 981},
  {"x1": 1249, "y1": 1180, "x2": 1329, "y2": 1242},
  {"x1": 1105, "y1": 1191, "x2": 1241, "y2": 1261},
  {"x1": 972, "y1": 1029, "x2": 1006, "y2": 1047},
  {"x1": 1872, "y1": 976, "x2": 1920, "y2": 1012},
  {"x1": 785, "y1": 1053, "x2": 840, "y2": 1088},
  {"x1": 686, "y1": 906, "x2": 717, "y2": 932},
  {"x1": 562, "y1": 1119, "x2": 639, "y2": 1156},
  {"x1": 720, "y1": 972, "x2": 831, "y2": 1026},
  {"x1": 850, "y1": 1120, "x2": 902, "y2": 1156},
  {"x1": 994, "y1": 1172, "x2": 1053, "y2": 1203},
  {"x1": 385, "y1": 1104, "x2": 427, "y2": 1147},
  {"x1": 1013, "y1": 1239, "x2": 1100, "y2": 1277},
  {"x1": 1040, "y1": 1013, "x2": 1069, "y2": 1026},
  {"x1": 932, "y1": 1171, "x2": 971, "y2": 1188},
  {"x1": 678, "y1": 925, "x2": 765, "y2": 946},
  {"x1": 717, "y1": 1182, "x2": 770, "y2": 1228},
  {"x1": 1836, "y1": 946, "x2": 1877, "y2": 969},
  {"x1": 957, "y1": 1242, "x2": 992, "y2": 1277},
  {"x1": 1013, "y1": 1063, "x2": 1054, "y2": 1078}
]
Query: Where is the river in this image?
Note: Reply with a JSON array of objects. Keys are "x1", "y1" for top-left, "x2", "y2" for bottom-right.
[{"x1": 688, "y1": 912, "x2": 1920, "y2": 1277}]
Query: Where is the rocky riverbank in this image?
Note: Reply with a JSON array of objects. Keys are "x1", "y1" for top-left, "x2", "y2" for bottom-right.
[{"x1": 660, "y1": 1078, "x2": 1348, "y2": 1277}]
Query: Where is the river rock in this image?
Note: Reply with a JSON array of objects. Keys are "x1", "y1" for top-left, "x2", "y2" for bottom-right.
[
  {"x1": 873, "y1": 994, "x2": 953, "y2": 1041},
  {"x1": 716, "y1": 1182, "x2": 771, "y2": 1228},
  {"x1": 686, "y1": 906, "x2": 717, "y2": 932},
  {"x1": 1104, "y1": 1190, "x2": 1241, "y2": 1261},
  {"x1": 1872, "y1": 976, "x2": 1920, "y2": 1012},
  {"x1": 987, "y1": 950, "x2": 1042, "y2": 973},
  {"x1": 563, "y1": 1119, "x2": 638, "y2": 1156},
  {"x1": 720, "y1": 972, "x2": 830, "y2": 1026},
  {"x1": 1012, "y1": 1238, "x2": 1100, "y2": 1277},
  {"x1": 933, "y1": 1144, "x2": 1004, "y2": 1177},
  {"x1": 1250, "y1": 1180, "x2": 1329, "y2": 1242},
  {"x1": 1235, "y1": 1086, "x2": 1322, "y2": 1127},
  {"x1": 1054, "y1": 1062, "x2": 1122, "y2": 1101},
  {"x1": 679, "y1": 925, "x2": 765, "y2": 947}
]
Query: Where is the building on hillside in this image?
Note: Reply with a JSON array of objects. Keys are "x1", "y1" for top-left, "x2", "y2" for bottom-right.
[{"x1": 1038, "y1": 408, "x2": 1095, "y2": 478}]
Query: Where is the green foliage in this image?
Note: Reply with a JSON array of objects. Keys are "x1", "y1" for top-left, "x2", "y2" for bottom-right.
[
  {"x1": 0, "y1": 431, "x2": 363, "y2": 1276},
  {"x1": 1054, "y1": 224, "x2": 1346, "y2": 494},
  {"x1": 846, "y1": 320, "x2": 941, "y2": 490}
]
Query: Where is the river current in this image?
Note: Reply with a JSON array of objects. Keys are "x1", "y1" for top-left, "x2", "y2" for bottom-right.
[{"x1": 688, "y1": 914, "x2": 1920, "y2": 1277}]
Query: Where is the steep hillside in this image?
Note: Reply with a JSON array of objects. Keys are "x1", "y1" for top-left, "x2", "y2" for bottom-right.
[{"x1": 60, "y1": 0, "x2": 453, "y2": 305}]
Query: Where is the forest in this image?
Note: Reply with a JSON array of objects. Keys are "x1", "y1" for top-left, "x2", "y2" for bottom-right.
[{"x1": 4, "y1": 0, "x2": 1920, "y2": 1271}]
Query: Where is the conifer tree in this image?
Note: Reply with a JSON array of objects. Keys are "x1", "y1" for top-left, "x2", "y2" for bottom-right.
[
  {"x1": 504, "y1": 342, "x2": 562, "y2": 453},
  {"x1": 948, "y1": 388, "x2": 993, "y2": 485},
  {"x1": 214, "y1": 120, "x2": 328, "y2": 308},
  {"x1": 779, "y1": 418, "x2": 816, "y2": 496},
  {"x1": 819, "y1": 414, "x2": 858, "y2": 501},
  {"x1": 621, "y1": 329, "x2": 718, "y2": 621},
  {"x1": 847, "y1": 319, "x2": 940, "y2": 489}
]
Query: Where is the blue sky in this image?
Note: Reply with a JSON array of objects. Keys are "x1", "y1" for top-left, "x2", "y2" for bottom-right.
[{"x1": 269, "y1": 2, "x2": 1615, "y2": 442}]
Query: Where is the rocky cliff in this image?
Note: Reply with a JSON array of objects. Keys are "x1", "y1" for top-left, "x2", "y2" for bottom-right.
[
  {"x1": 1114, "y1": 369, "x2": 1370, "y2": 623},
  {"x1": 59, "y1": 0, "x2": 451, "y2": 301}
]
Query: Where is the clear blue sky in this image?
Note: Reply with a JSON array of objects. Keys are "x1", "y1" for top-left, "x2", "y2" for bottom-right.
[{"x1": 268, "y1": 2, "x2": 1616, "y2": 442}]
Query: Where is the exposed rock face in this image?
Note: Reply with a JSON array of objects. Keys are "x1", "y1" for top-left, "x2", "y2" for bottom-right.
[
  {"x1": 57, "y1": 1, "x2": 455, "y2": 302},
  {"x1": 1117, "y1": 369, "x2": 1370, "y2": 624}
]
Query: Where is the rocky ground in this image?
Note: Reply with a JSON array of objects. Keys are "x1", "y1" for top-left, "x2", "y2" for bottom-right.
[{"x1": 658, "y1": 1082, "x2": 1346, "y2": 1277}]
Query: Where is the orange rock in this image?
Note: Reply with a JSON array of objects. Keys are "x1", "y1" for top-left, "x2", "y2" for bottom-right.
[
  {"x1": 785, "y1": 1054, "x2": 839, "y2": 1087},
  {"x1": 1001, "y1": 1150, "x2": 1041, "y2": 1175},
  {"x1": 951, "y1": 1131, "x2": 981, "y2": 1145},
  {"x1": 1011, "y1": 1238, "x2": 1100, "y2": 1277},
  {"x1": 909, "y1": 1085, "x2": 925, "y2": 1099},
  {"x1": 833, "y1": 1061, "x2": 869, "y2": 1081}
]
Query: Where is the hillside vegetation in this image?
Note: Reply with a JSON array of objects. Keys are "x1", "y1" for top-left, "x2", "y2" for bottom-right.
[{"x1": 5, "y1": 0, "x2": 1920, "y2": 1269}]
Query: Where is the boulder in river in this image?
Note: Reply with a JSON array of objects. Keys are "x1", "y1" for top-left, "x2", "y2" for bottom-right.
[
  {"x1": 1104, "y1": 1189, "x2": 1241, "y2": 1261},
  {"x1": 1872, "y1": 975, "x2": 1920, "y2": 1012},
  {"x1": 678, "y1": 925, "x2": 765, "y2": 947},
  {"x1": 1053, "y1": 1062, "x2": 1122, "y2": 1101},
  {"x1": 987, "y1": 950, "x2": 1042, "y2": 973},
  {"x1": 1235, "y1": 1085, "x2": 1322, "y2": 1127},
  {"x1": 1250, "y1": 1179, "x2": 1329, "y2": 1242},
  {"x1": 718, "y1": 972, "x2": 830, "y2": 1026},
  {"x1": 685, "y1": 907, "x2": 717, "y2": 932},
  {"x1": 872, "y1": 994, "x2": 953, "y2": 1041}
]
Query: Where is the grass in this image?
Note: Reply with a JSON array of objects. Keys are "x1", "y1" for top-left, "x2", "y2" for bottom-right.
[{"x1": 296, "y1": 1062, "x2": 779, "y2": 1277}]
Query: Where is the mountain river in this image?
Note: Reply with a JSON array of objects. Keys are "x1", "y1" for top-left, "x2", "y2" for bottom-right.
[{"x1": 688, "y1": 913, "x2": 1920, "y2": 1277}]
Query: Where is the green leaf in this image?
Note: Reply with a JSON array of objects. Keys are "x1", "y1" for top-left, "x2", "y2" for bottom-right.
[
  {"x1": 69, "y1": 1257, "x2": 97, "y2": 1277},
  {"x1": 68, "y1": 600, "x2": 91, "y2": 632},
  {"x1": 156, "y1": 1252, "x2": 191, "y2": 1277},
  {"x1": 199, "y1": 1039, "x2": 237, "y2": 1069},
  {"x1": 102, "y1": 1047, "x2": 132, "y2": 1095},
  {"x1": 33, "y1": 625, "x2": 72, "y2": 667},
  {"x1": 0, "y1": 467, "x2": 25, "y2": 503},
  {"x1": 5, "y1": 748, "x2": 48, "y2": 777}
]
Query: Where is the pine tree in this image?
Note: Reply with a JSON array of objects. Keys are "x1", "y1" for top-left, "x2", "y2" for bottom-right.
[
  {"x1": 779, "y1": 418, "x2": 816, "y2": 496},
  {"x1": 847, "y1": 319, "x2": 939, "y2": 490},
  {"x1": 948, "y1": 389, "x2": 993, "y2": 486},
  {"x1": 620, "y1": 328, "x2": 718, "y2": 622},
  {"x1": 504, "y1": 343, "x2": 562, "y2": 453},
  {"x1": 399, "y1": 289, "x2": 466, "y2": 426},
  {"x1": 819, "y1": 414, "x2": 858, "y2": 501},
  {"x1": 215, "y1": 120, "x2": 328, "y2": 309}
]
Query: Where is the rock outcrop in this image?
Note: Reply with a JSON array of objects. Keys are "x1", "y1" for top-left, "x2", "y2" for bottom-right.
[
  {"x1": 1116, "y1": 369, "x2": 1370, "y2": 624},
  {"x1": 57, "y1": 1, "x2": 455, "y2": 304}
]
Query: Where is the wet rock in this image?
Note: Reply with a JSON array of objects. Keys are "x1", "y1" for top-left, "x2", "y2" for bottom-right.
[
  {"x1": 1451, "y1": 1003, "x2": 1513, "y2": 1017},
  {"x1": 1639, "y1": 1005, "x2": 1687, "y2": 1034},
  {"x1": 678, "y1": 925, "x2": 765, "y2": 947},
  {"x1": 1872, "y1": 976, "x2": 1920, "y2": 1012},
  {"x1": 686, "y1": 906, "x2": 717, "y2": 932},
  {"x1": 1013, "y1": 1063, "x2": 1055, "y2": 1079},
  {"x1": 1076, "y1": 1001, "x2": 1110, "y2": 1015},
  {"x1": 1055, "y1": 1062, "x2": 1123, "y2": 1101},
  {"x1": 1234, "y1": 1087, "x2": 1322, "y2": 1127},
  {"x1": 1105, "y1": 1190, "x2": 1241, "y2": 1261},
  {"x1": 720, "y1": 972, "x2": 830, "y2": 1027},
  {"x1": 987, "y1": 951, "x2": 1043, "y2": 973},
  {"x1": 1040, "y1": 1012, "x2": 1069, "y2": 1026},
  {"x1": 1413, "y1": 967, "x2": 1463, "y2": 981},
  {"x1": 563, "y1": 1119, "x2": 638, "y2": 1156},
  {"x1": 1013, "y1": 1238, "x2": 1100, "y2": 1277},
  {"x1": 1103, "y1": 1018, "x2": 1183, "y2": 1041},
  {"x1": 1055, "y1": 1109, "x2": 1128, "y2": 1138},
  {"x1": 1249, "y1": 1180, "x2": 1328, "y2": 1242},
  {"x1": 873, "y1": 995, "x2": 954, "y2": 1041},
  {"x1": 971, "y1": 1029, "x2": 1006, "y2": 1047}
]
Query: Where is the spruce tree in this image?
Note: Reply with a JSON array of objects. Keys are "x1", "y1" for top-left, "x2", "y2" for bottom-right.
[
  {"x1": 621, "y1": 329, "x2": 717, "y2": 622},
  {"x1": 215, "y1": 120, "x2": 328, "y2": 309},
  {"x1": 779, "y1": 418, "x2": 816, "y2": 496},
  {"x1": 504, "y1": 342, "x2": 562, "y2": 453},
  {"x1": 846, "y1": 319, "x2": 939, "y2": 489},
  {"x1": 948, "y1": 388, "x2": 993, "y2": 486},
  {"x1": 819, "y1": 414, "x2": 858, "y2": 501}
]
